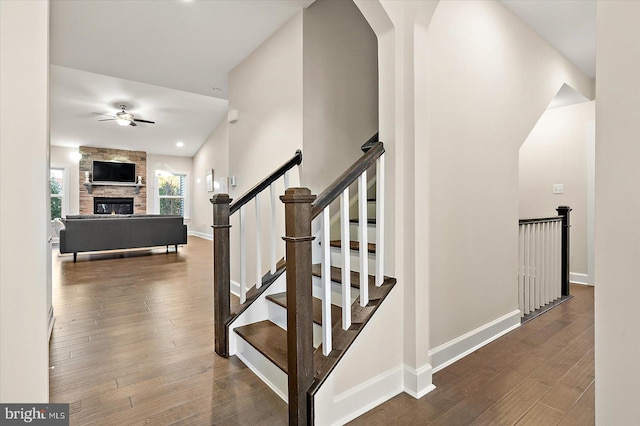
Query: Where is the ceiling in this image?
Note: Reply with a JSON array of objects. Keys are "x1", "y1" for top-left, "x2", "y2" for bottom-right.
[
  {"x1": 50, "y1": 0, "x2": 595, "y2": 158},
  {"x1": 49, "y1": 0, "x2": 313, "y2": 157},
  {"x1": 501, "y1": 0, "x2": 596, "y2": 79}
]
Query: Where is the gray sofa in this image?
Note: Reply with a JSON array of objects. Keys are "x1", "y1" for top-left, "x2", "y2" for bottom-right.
[{"x1": 59, "y1": 214, "x2": 187, "y2": 261}]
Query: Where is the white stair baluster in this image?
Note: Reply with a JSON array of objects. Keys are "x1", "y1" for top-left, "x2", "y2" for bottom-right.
[
  {"x1": 340, "y1": 188, "x2": 351, "y2": 330},
  {"x1": 358, "y1": 170, "x2": 368, "y2": 307},
  {"x1": 239, "y1": 205, "x2": 247, "y2": 303},
  {"x1": 518, "y1": 224, "x2": 524, "y2": 316},
  {"x1": 322, "y1": 206, "x2": 332, "y2": 355},
  {"x1": 284, "y1": 170, "x2": 290, "y2": 190},
  {"x1": 270, "y1": 182, "x2": 277, "y2": 274},
  {"x1": 375, "y1": 154, "x2": 385, "y2": 286},
  {"x1": 255, "y1": 196, "x2": 262, "y2": 289}
]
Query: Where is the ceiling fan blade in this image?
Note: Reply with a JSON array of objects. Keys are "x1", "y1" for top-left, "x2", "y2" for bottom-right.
[
  {"x1": 98, "y1": 119, "x2": 116, "y2": 121},
  {"x1": 129, "y1": 121, "x2": 137, "y2": 127},
  {"x1": 92, "y1": 112, "x2": 114, "y2": 117},
  {"x1": 133, "y1": 119, "x2": 155, "y2": 124}
]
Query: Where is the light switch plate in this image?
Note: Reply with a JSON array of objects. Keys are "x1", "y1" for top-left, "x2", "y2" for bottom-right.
[{"x1": 553, "y1": 184, "x2": 564, "y2": 194}]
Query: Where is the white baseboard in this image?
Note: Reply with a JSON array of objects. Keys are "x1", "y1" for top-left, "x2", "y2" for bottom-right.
[
  {"x1": 428, "y1": 309, "x2": 521, "y2": 373},
  {"x1": 570, "y1": 272, "x2": 593, "y2": 286},
  {"x1": 319, "y1": 364, "x2": 404, "y2": 426},
  {"x1": 403, "y1": 363, "x2": 435, "y2": 399},
  {"x1": 188, "y1": 231, "x2": 212, "y2": 240}
]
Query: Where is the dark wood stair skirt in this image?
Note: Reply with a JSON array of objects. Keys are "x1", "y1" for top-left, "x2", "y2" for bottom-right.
[
  {"x1": 329, "y1": 240, "x2": 376, "y2": 254},
  {"x1": 229, "y1": 258, "x2": 287, "y2": 317}
]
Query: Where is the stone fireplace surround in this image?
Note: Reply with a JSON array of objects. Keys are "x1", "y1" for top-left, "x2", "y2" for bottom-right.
[{"x1": 79, "y1": 146, "x2": 147, "y2": 215}]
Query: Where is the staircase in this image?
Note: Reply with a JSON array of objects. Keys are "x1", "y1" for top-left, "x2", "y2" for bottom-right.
[{"x1": 211, "y1": 137, "x2": 397, "y2": 425}]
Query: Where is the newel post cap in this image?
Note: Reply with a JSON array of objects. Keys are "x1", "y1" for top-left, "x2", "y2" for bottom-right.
[
  {"x1": 279, "y1": 187, "x2": 316, "y2": 204},
  {"x1": 210, "y1": 194, "x2": 232, "y2": 205}
]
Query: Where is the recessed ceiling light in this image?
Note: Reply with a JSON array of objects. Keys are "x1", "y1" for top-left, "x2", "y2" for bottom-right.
[{"x1": 176, "y1": 141, "x2": 184, "y2": 147}]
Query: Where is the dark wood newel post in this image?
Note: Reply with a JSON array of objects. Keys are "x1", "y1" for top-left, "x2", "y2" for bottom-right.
[
  {"x1": 557, "y1": 205, "x2": 572, "y2": 297},
  {"x1": 280, "y1": 187, "x2": 316, "y2": 426},
  {"x1": 211, "y1": 194, "x2": 232, "y2": 357}
]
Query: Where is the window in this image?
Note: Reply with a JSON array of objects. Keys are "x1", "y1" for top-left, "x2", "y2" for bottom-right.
[
  {"x1": 50, "y1": 168, "x2": 64, "y2": 219},
  {"x1": 157, "y1": 171, "x2": 186, "y2": 216}
]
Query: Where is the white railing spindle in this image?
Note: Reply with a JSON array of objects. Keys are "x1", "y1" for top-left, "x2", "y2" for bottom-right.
[
  {"x1": 239, "y1": 205, "x2": 247, "y2": 303},
  {"x1": 358, "y1": 170, "x2": 368, "y2": 307},
  {"x1": 322, "y1": 206, "x2": 332, "y2": 355},
  {"x1": 340, "y1": 188, "x2": 351, "y2": 330},
  {"x1": 284, "y1": 170, "x2": 290, "y2": 190},
  {"x1": 269, "y1": 182, "x2": 277, "y2": 274},
  {"x1": 518, "y1": 217, "x2": 567, "y2": 318},
  {"x1": 523, "y1": 224, "x2": 530, "y2": 315},
  {"x1": 518, "y1": 224, "x2": 524, "y2": 315},
  {"x1": 255, "y1": 196, "x2": 262, "y2": 289},
  {"x1": 375, "y1": 154, "x2": 385, "y2": 286}
]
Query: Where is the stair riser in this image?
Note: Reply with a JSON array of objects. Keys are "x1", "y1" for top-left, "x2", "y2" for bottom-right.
[
  {"x1": 312, "y1": 276, "x2": 360, "y2": 307},
  {"x1": 235, "y1": 336, "x2": 288, "y2": 402},
  {"x1": 267, "y1": 301, "x2": 323, "y2": 347},
  {"x1": 349, "y1": 222, "x2": 376, "y2": 243},
  {"x1": 329, "y1": 247, "x2": 376, "y2": 273}
]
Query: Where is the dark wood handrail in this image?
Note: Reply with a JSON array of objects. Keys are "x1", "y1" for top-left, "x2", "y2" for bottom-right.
[
  {"x1": 361, "y1": 132, "x2": 379, "y2": 152},
  {"x1": 229, "y1": 149, "x2": 302, "y2": 215},
  {"x1": 519, "y1": 216, "x2": 562, "y2": 225},
  {"x1": 310, "y1": 142, "x2": 384, "y2": 219}
]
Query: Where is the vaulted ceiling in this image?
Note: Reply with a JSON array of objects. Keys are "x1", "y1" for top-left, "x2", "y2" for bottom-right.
[{"x1": 50, "y1": 0, "x2": 596, "y2": 157}]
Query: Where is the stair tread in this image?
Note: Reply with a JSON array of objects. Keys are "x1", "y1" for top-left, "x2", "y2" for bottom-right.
[
  {"x1": 266, "y1": 292, "x2": 342, "y2": 326},
  {"x1": 329, "y1": 240, "x2": 376, "y2": 254},
  {"x1": 311, "y1": 264, "x2": 374, "y2": 289},
  {"x1": 234, "y1": 320, "x2": 288, "y2": 374},
  {"x1": 349, "y1": 218, "x2": 376, "y2": 225}
]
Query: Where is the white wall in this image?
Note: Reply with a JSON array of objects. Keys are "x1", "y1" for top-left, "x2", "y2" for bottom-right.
[
  {"x1": 416, "y1": 0, "x2": 593, "y2": 352},
  {"x1": 192, "y1": 120, "x2": 229, "y2": 238},
  {"x1": 227, "y1": 12, "x2": 304, "y2": 284},
  {"x1": 0, "y1": 0, "x2": 50, "y2": 402},
  {"x1": 519, "y1": 101, "x2": 595, "y2": 279},
  {"x1": 146, "y1": 154, "x2": 193, "y2": 225},
  {"x1": 228, "y1": 13, "x2": 303, "y2": 199},
  {"x1": 302, "y1": 0, "x2": 378, "y2": 194},
  {"x1": 595, "y1": 1, "x2": 640, "y2": 423}
]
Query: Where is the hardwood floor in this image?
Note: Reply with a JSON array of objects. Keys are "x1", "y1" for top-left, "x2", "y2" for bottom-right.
[
  {"x1": 349, "y1": 284, "x2": 594, "y2": 426},
  {"x1": 49, "y1": 237, "x2": 287, "y2": 425},
  {"x1": 50, "y1": 238, "x2": 594, "y2": 425}
]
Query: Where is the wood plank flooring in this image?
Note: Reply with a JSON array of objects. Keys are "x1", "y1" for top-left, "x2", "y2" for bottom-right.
[
  {"x1": 349, "y1": 284, "x2": 595, "y2": 425},
  {"x1": 49, "y1": 237, "x2": 287, "y2": 425},
  {"x1": 50, "y1": 238, "x2": 594, "y2": 425}
]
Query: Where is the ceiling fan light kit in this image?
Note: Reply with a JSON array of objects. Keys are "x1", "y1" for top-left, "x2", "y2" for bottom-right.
[{"x1": 94, "y1": 104, "x2": 155, "y2": 127}]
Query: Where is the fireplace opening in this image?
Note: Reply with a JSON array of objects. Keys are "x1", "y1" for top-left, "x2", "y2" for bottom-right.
[{"x1": 94, "y1": 197, "x2": 134, "y2": 215}]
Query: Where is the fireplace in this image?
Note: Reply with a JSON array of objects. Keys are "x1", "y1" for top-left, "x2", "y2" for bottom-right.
[{"x1": 94, "y1": 197, "x2": 134, "y2": 215}]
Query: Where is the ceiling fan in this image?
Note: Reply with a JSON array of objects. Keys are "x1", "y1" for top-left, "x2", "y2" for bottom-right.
[{"x1": 93, "y1": 105, "x2": 155, "y2": 127}]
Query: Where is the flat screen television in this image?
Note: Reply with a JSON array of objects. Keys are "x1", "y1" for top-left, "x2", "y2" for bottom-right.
[{"x1": 92, "y1": 161, "x2": 136, "y2": 183}]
